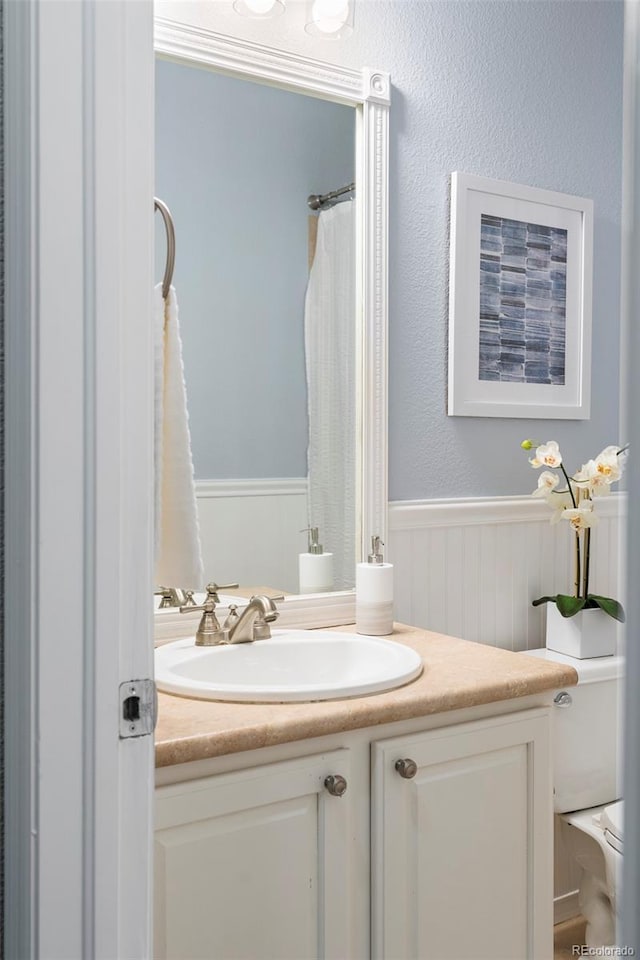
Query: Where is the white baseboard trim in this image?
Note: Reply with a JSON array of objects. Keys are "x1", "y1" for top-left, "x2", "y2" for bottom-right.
[
  {"x1": 554, "y1": 890, "x2": 580, "y2": 925},
  {"x1": 196, "y1": 477, "x2": 308, "y2": 499}
]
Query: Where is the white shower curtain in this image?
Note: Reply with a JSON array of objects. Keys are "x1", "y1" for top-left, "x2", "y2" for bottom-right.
[{"x1": 304, "y1": 201, "x2": 356, "y2": 590}]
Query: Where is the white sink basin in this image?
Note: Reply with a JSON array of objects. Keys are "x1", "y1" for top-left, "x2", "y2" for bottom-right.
[{"x1": 154, "y1": 630, "x2": 423, "y2": 703}]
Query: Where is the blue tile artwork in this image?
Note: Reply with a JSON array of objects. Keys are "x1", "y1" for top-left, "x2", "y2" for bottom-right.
[{"x1": 479, "y1": 215, "x2": 567, "y2": 384}]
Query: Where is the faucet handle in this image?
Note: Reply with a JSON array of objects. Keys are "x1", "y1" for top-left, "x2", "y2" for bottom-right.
[
  {"x1": 180, "y1": 596, "x2": 230, "y2": 646},
  {"x1": 205, "y1": 581, "x2": 240, "y2": 603},
  {"x1": 154, "y1": 586, "x2": 172, "y2": 609},
  {"x1": 180, "y1": 597, "x2": 214, "y2": 615},
  {"x1": 155, "y1": 586, "x2": 185, "y2": 609},
  {"x1": 223, "y1": 604, "x2": 240, "y2": 631},
  {"x1": 181, "y1": 584, "x2": 241, "y2": 618}
]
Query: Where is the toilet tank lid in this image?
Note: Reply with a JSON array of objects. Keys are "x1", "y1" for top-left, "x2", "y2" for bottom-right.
[{"x1": 522, "y1": 647, "x2": 624, "y2": 683}]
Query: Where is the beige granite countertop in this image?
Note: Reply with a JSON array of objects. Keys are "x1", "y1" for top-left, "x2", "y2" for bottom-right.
[{"x1": 155, "y1": 623, "x2": 578, "y2": 768}]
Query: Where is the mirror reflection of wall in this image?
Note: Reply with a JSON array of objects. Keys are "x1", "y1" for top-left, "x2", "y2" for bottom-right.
[{"x1": 155, "y1": 58, "x2": 357, "y2": 595}]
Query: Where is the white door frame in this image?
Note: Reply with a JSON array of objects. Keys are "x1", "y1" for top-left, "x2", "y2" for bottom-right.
[
  {"x1": 4, "y1": 1, "x2": 155, "y2": 956},
  {"x1": 622, "y1": 1, "x2": 640, "y2": 951}
]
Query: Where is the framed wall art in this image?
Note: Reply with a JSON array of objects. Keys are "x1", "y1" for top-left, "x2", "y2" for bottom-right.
[{"x1": 448, "y1": 172, "x2": 593, "y2": 419}]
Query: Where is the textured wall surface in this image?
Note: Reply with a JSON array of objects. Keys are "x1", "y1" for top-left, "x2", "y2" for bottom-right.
[
  {"x1": 155, "y1": 59, "x2": 354, "y2": 480},
  {"x1": 157, "y1": 0, "x2": 624, "y2": 499}
]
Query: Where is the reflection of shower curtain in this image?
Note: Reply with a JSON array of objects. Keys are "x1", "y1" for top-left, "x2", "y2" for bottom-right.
[{"x1": 304, "y1": 202, "x2": 356, "y2": 590}]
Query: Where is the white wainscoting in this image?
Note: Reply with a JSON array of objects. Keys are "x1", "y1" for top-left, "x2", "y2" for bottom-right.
[
  {"x1": 196, "y1": 478, "x2": 308, "y2": 595},
  {"x1": 388, "y1": 494, "x2": 625, "y2": 652}
]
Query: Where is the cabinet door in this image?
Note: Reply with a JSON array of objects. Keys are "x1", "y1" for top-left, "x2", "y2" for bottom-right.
[
  {"x1": 155, "y1": 749, "x2": 352, "y2": 960},
  {"x1": 372, "y1": 710, "x2": 552, "y2": 960}
]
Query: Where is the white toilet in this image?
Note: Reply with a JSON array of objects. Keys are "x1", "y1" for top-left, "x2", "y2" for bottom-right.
[{"x1": 524, "y1": 648, "x2": 625, "y2": 948}]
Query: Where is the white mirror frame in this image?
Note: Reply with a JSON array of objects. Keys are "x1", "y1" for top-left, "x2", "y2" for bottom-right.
[{"x1": 154, "y1": 17, "x2": 389, "y2": 629}]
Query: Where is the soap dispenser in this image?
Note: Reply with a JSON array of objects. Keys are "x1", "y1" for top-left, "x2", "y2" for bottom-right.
[
  {"x1": 356, "y1": 536, "x2": 394, "y2": 636},
  {"x1": 299, "y1": 527, "x2": 334, "y2": 594}
]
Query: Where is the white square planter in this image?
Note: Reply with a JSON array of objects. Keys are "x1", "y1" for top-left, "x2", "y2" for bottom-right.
[{"x1": 545, "y1": 603, "x2": 617, "y2": 659}]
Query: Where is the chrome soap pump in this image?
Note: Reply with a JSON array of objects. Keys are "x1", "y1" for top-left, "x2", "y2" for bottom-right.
[
  {"x1": 299, "y1": 526, "x2": 334, "y2": 594},
  {"x1": 356, "y1": 535, "x2": 394, "y2": 636}
]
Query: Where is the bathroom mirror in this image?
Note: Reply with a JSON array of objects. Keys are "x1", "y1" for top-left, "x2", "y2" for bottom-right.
[{"x1": 154, "y1": 18, "x2": 389, "y2": 616}]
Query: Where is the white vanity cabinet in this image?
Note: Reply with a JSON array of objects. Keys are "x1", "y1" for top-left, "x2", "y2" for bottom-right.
[
  {"x1": 155, "y1": 706, "x2": 553, "y2": 960},
  {"x1": 372, "y1": 711, "x2": 552, "y2": 960},
  {"x1": 155, "y1": 749, "x2": 353, "y2": 960}
]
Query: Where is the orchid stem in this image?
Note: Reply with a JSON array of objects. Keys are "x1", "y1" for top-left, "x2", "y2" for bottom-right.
[
  {"x1": 562, "y1": 465, "x2": 582, "y2": 597},
  {"x1": 583, "y1": 526, "x2": 591, "y2": 599},
  {"x1": 560, "y1": 464, "x2": 577, "y2": 508}
]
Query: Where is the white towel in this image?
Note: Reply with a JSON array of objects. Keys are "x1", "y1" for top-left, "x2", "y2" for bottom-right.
[{"x1": 154, "y1": 283, "x2": 205, "y2": 589}]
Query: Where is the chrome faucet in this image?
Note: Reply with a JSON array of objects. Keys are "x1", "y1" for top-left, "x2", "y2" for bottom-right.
[{"x1": 227, "y1": 595, "x2": 280, "y2": 644}]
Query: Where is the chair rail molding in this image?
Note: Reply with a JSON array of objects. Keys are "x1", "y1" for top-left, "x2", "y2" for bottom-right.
[
  {"x1": 390, "y1": 493, "x2": 624, "y2": 530},
  {"x1": 196, "y1": 477, "x2": 308, "y2": 499}
]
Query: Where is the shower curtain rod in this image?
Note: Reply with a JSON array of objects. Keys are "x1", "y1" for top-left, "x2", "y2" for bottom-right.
[{"x1": 307, "y1": 182, "x2": 355, "y2": 211}]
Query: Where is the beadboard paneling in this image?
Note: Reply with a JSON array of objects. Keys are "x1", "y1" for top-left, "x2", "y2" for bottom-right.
[
  {"x1": 554, "y1": 816, "x2": 581, "y2": 923},
  {"x1": 389, "y1": 495, "x2": 624, "y2": 651}
]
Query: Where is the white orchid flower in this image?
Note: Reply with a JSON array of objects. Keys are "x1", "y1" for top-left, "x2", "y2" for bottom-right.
[
  {"x1": 561, "y1": 502, "x2": 599, "y2": 531},
  {"x1": 549, "y1": 491, "x2": 574, "y2": 524},
  {"x1": 532, "y1": 471, "x2": 560, "y2": 498},
  {"x1": 530, "y1": 440, "x2": 562, "y2": 469},
  {"x1": 593, "y1": 445, "x2": 623, "y2": 485},
  {"x1": 574, "y1": 460, "x2": 611, "y2": 497},
  {"x1": 520, "y1": 439, "x2": 625, "y2": 619}
]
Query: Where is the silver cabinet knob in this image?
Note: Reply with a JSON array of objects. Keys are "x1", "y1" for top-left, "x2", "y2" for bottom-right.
[
  {"x1": 395, "y1": 758, "x2": 418, "y2": 779},
  {"x1": 324, "y1": 775, "x2": 347, "y2": 797},
  {"x1": 554, "y1": 691, "x2": 573, "y2": 709}
]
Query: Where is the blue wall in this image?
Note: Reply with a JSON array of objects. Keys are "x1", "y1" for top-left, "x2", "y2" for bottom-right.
[
  {"x1": 155, "y1": 60, "x2": 355, "y2": 480},
  {"x1": 160, "y1": 0, "x2": 625, "y2": 500},
  {"x1": 383, "y1": 0, "x2": 624, "y2": 499}
]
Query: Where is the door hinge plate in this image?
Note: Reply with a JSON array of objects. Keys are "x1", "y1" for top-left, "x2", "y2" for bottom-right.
[{"x1": 119, "y1": 679, "x2": 157, "y2": 738}]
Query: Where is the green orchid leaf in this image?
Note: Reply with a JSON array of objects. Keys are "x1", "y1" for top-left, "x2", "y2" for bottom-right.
[
  {"x1": 587, "y1": 595, "x2": 626, "y2": 623},
  {"x1": 555, "y1": 594, "x2": 586, "y2": 618},
  {"x1": 532, "y1": 596, "x2": 557, "y2": 607}
]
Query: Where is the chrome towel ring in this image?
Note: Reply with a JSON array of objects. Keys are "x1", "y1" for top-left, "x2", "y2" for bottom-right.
[{"x1": 154, "y1": 197, "x2": 176, "y2": 301}]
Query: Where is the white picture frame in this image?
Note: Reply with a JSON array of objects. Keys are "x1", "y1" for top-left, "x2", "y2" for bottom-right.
[{"x1": 448, "y1": 172, "x2": 593, "y2": 419}]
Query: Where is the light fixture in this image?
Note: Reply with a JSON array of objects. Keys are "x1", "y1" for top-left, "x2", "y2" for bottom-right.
[
  {"x1": 233, "y1": 0, "x2": 285, "y2": 18},
  {"x1": 305, "y1": 0, "x2": 354, "y2": 38}
]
